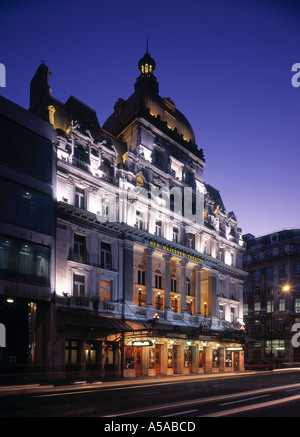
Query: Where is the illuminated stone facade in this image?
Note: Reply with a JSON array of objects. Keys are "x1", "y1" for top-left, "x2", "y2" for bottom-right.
[{"x1": 29, "y1": 52, "x2": 246, "y2": 379}]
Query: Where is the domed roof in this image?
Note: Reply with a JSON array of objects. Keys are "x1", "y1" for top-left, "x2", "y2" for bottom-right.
[{"x1": 102, "y1": 50, "x2": 202, "y2": 158}]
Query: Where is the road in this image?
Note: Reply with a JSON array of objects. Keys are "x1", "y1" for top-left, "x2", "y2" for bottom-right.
[{"x1": 1, "y1": 369, "x2": 300, "y2": 419}]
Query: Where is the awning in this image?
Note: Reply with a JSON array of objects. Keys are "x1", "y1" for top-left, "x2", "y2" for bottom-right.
[{"x1": 56, "y1": 309, "x2": 133, "y2": 333}]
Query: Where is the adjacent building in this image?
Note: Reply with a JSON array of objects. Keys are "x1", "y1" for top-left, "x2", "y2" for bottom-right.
[
  {"x1": 0, "y1": 92, "x2": 56, "y2": 381},
  {"x1": 243, "y1": 229, "x2": 300, "y2": 364}
]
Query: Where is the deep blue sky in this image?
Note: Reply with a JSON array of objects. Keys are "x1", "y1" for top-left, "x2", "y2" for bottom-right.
[{"x1": 1, "y1": 0, "x2": 300, "y2": 237}]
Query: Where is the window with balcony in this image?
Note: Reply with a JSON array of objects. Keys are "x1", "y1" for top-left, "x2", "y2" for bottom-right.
[
  {"x1": 100, "y1": 280, "x2": 111, "y2": 301},
  {"x1": 219, "y1": 304, "x2": 224, "y2": 320},
  {"x1": 73, "y1": 274, "x2": 85, "y2": 297},
  {"x1": 74, "y1": 144, "x2": 88, "y2": 162},
  {"x1": 74, "y1": 234, "x2": 86, "y2": 263}
]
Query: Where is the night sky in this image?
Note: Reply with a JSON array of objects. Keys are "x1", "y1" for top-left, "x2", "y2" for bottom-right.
[{"x1": 1, "y1": 0, "x2": 300, "y2": 237}]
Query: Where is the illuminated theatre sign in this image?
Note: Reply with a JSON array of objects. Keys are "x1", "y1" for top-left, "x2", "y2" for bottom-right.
[{"x1": 149, "y1": 240, "x2": 204, "y2": 264}]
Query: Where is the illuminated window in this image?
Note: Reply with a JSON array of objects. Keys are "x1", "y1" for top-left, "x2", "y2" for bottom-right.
[
  {"x1": 155, "y1": 269, "x2": 162, "y2": 289},
  {"x1": 100, "y1": 280, "x2": 111, "y2": 301},
  {"x1": 254, "y1": 302, "x2": 261, "y2": 314},
  {"x1": 48, "y1": 105, "x2": 56, "y2": 125},
  {"x1": 171, "y1": 273, "x2": 177, "y2": 293},
  {"x1": 137, "y1": 264, "x2": 146, "y2": 285},
  {"x1": 279, "y1": 298, "x2": 285, "y2": 312},
  {"x1": 74, "y1": 234, "x2": 86, "y2": 263},
  {"x1": 186, "y1": 277, "x2": 191, "y2": 295},
  {"x1": 295, "y1": 298, "x2": 300, "y2": 313}
]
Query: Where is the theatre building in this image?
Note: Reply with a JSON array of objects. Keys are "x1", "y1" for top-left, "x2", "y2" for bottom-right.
[{"x1": 30, "y1": 50, "x2": 246, "y2": 380}]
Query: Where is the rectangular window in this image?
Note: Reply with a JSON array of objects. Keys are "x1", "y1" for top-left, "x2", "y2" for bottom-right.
[
  {"x1": 172, "y1": 227, "x2": 178, "y2": 243},
  {"x1": 243, "y1": 304, "x2": 248, "y2": 316},
  {"x1": 75, "y1": 187, "x2": 85, "y2": 209},
  {"x1": 219, "y1": 304, "x2": 224, "y2": 320},
  {"x1": 267, "y1": 300, "x2": 274, "y2": 313},
  {"x1": 279, "y1": 264, "x2": 286, "y2": 275},
  {"x1": 0, "y1": 235, "x2": 50, "y2": 286},
  {"x1": 266, "y1": 268, "x2": 274, "y2": 278},
  {"x1": 187, "y1": 233, "x2": 195, "y2": 250},
  {"x1": 73, "y1": 274, "x2": 85, "y2": 297},
  {"x1": 295, "y1": 298, "x2": 300, "y2": 313},
  {"x1": 155, "y1": 221, "x2": 162, "y2": 237},
  {"x1": 254, "y1": 302, "x2": 261, "y2": 313},
  {"x1": 100, "y1": 280, "x2": 111, "y2": 301},
  {"x1": 0, "y1": 114, "x2": 52, "y2": 183},
  {"x1": 0, "y1": 177, "x2": 52, "y2": 234},
  {"x1": 74, "y1": 234, "x2": 85, "y2": 263},
  {"x1": 254, "y1": 270, "x2": 261, "y2": 279},
  {"x1": 65, "y1": 340, "x2": 79, "y2": 366},
  {"x1": 279, "y1": 298, "x2": 285, "y2": 312},
  {"x1": 100, "y1": 242, "x2": 111, "y2": 269},
  {"x1": 230, "y1": 307, "x2": 235, "y2": 322},
  {"x1": 135, "y1": 211, "x2": 143, "y2": 230},
  {"x1": 254, "y1": 285, "x2": 261, "y2": 296},
  {"x1": 295, "y1": 263, "x2": 300, "y2": 274},
  {"x1": 265, "y1": 339, "x2": 285, "y2": 358}
]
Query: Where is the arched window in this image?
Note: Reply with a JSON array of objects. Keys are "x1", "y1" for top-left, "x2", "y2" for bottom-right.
[
  {"x1": 171, "y1": 273, "x2": 177, "y2": 293},
  {"x1": 155, "y1": 269, "x2": 162, "y2": 289},
  {"x1": 137, "y1": 264, "x2": 146, "y2": 285},
  {"x1": 101, "y1": 158, "x2": 113, "y2": 176},
  {"x1": 74, "y1": 144, "x2": 87, "y2": 162},
  {"x1": 186, "y1": 277, "x2": 191, "y2": 295}
]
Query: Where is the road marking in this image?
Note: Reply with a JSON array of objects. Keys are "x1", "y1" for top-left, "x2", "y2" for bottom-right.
[
  {"x1": 103, "y1": 382, "x2": 300, "y2": 417},
  {"x1": 200, "y1": 394, "x2": 300, "y2": 417},
  {"x1": 162, "y1": 409, "x2": 198, "y2": 417},
  {"x1": 141, "y1": 391, "x2": 161, "y2": 396},
  {"x1": 220, "y1": 394, "x2": 270, "y2": 406}
]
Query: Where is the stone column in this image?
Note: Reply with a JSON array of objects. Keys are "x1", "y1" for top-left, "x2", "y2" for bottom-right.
[
  {"x1": 123, "y1": 240, "x2": 134, "y2": 302},
  {"x1": 146, "y1": 247, "x2": 154, "y2": 307},
  {"x1": 195, "y1": 264, "x2": 203, "y2": 317},
  {"x1": 180, "y1": 259, "x2": 187, "y2": 313},
  {"x1": 163, "y1": 253, "x2": 172, "y2": 310}
]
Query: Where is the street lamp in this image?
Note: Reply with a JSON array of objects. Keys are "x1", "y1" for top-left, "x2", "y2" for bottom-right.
[{"x1": 204, "y1": 301, "x2": 207, "y2": 318}]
